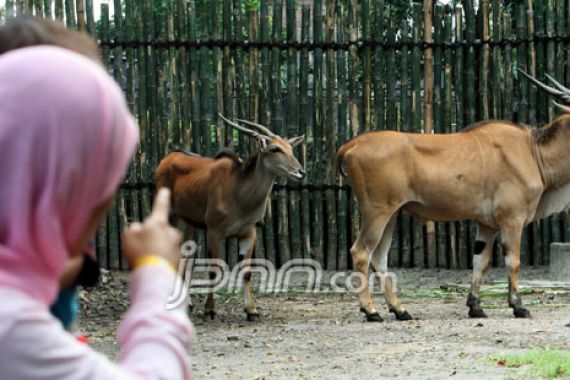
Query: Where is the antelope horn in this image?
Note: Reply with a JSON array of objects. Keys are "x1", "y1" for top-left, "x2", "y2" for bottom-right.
[
  {"x1": 553, "y1": 101, "x2": 570, "y2": 114},
  {"x1": 218, "y1": 114, "x2": 270, "y2": 140},
  {"x1": 518, "y1": 69, "x2": 567, "y2": 98},
  {"x1": 236, "y1": 119, "x2": 278, "y2": 138},
  {"x1": 545, "y1": 74, "x2": 570, "y2": 103}
]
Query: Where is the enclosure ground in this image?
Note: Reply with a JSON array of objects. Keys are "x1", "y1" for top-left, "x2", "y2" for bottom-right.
[{"x1": 79, "y1": 267, "x2": 570, "y2": 379}]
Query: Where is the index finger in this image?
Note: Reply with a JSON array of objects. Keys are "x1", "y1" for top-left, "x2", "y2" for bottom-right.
[{"x1": 147, "y1": 187, "x2": 171, "y2": 224}]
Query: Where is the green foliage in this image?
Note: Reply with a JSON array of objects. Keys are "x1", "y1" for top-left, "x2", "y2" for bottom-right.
[
  {"x1": 244, "y1": 0, "x2": 261, "y2": 12},
  {"x1": 494, "y1": 349, "x2": 570, "y2": 379},
  {"x1": 154, "y1": 0, "x2": 168, "y2": 14}
]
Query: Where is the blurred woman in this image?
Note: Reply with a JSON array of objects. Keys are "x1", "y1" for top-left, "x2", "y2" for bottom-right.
[{"x1": 0, "y1": 46, "x2": 192, "y2": 379}]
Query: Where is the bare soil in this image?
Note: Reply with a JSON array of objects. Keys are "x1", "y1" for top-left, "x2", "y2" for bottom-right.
[{"x1": 79, "y1": 267, "x2": 570, "y2": 379}]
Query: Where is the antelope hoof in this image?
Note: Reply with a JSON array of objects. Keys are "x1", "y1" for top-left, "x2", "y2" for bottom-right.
[
  {"x1": 513, "y1": 307, "x2": 531, "y2": 318},
  {"x1": 391, "y1": 309, "x2": 413, "y2": 321},
  {"x1": 468, "y1": 308, "x2": 488, "y2": 318},
  {"x1": 366, "y1": 312, "x2": 384, "y2": 322},
  {"x1": 246, "y1": 312, "x2": 260, "y2": 322},
  {"x1": 360, "y1": 308, "x2": 383, "y2": 322},
  {"x1": 204, "y1": 310, "x2": 217, "y2": 320}
]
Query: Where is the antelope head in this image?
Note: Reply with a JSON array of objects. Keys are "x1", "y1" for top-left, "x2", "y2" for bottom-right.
[
  {"x1": 518, "y1": 69, "x2": 570, "y2": 113},
  {"x1": 219, "y1": 114, "x2": 306, "y2": 180}
]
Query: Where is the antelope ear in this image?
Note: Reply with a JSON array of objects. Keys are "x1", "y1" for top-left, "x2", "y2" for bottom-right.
[{"x1": 288, "y1": 135, "x2": 305, "y2": 147}]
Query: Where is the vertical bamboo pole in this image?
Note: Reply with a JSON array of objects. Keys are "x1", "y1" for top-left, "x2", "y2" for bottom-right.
[
  {"x1": 433, "y1": 5, "x2": 446, "y2": 267},
  {"x1": 545, "y1": 0, "x2": 555, "y2": 120},
  {"x1": 400, "y1": 10, "x2": 412, "y2": 267},
  {"x1": 491, "y1": 0, "x2": 501, "y2": 121},
  {"x1": 336, "y1": 3, "x2": 348, "y2": 270},
  {"x1": 423, "y1": 0, "x2": 435, "y2": 268},
  {"x1": 55, "y1": 0, "x2": 63, "y2": 21},
  {"x1": 233, "y1": 0, "x2": 247, "y2": 157},
  {"x1": 312, "y1": 0, "x2": 324, "y2": 266},
  {"x1": 347, "y1": 0, "x2": 360, "y2": 260},
  {"x1": 361, "y1": 0, "x2": 371, "y2": 132},
  {"x1": 168, "y1": 0, "x2": 179, "y2": 151},
  {"x1": 124, "y1": 0, "x2": 141, "y2": 270},
  {"x1": 76, "y1": 0, "x2": 86, "y2": 31},
  {"x1": 530, "y1": 0, "x2": 541, "y2": 125},
  {"x1": 443, "y1": 5, "x2": 453, "y2": 268},
  {"x1": 210, "y1": 0, "x2": 221, "y2": 152},
  {"x1": 189, "y1": 1, "x2": 200, "y2": 154},
  {"x1": 249, "y1": 6, "x2": 266, "y2": 261},
  {"x1": 102, "y1": 3, "x2": 120, "y2": 270},
  {"x1": 373, "y1": 0, "x2": 385, "y2": 131},
  {"x1": 6, "y1": 0, "x2": 15, "y2": 18},
  {"x1": 221, "y1": 0, "x2": 233, "y2": 147},
  {"x1": 86, "y1": 0, "x2": 95, "y2": 34},
  {"x1": 260, "y1": 0, "x2": 275, "y2": 265},
  {"x1": 503, "y1": 11, "x2": 513, "y2": 120},
  {"x1": 464, "y1": 0, "x2": 477, "y2": 267},
  {"x1": 199, "y1": 4, "x2": 211, "y2": 157},
  {"x1": 464, "y1": 0, "x2": 476, "y2": 126},
  {"x1": 285, "y1": 0, "x2": 302, "y2": 262},
  {"x1": 299, "y1": 5, "x2": 312, "y2": 260},
  {"x1": 411, "y1": 3, "x2": 423, "y2": 267},
  {"x1": 516, "y1": 3, "x2": 531, "y2": 266},
  {"x1": 96, "y1": 3, "x2": 111, "y2": 267},
  {"x1": 552, "y1": 0, "x2": 565, "y2": 248},
  {"x1": 528, "y1": 0, "x2": 538, "y2": 127},
  {"x1": 324, "y1": 0, "x2": 337, "y2": 269},
  {"x1": 479, "y1": 0, "x2": 490, "y2": 121},
  {"x1": 65, "y1": 0, "x2": 76, "y2": 28},
  {"x1": 385, "y1": 6, "x2": 397, "y2": 132},
  {"x1": 177, "y1": 0, "x2": 189, "y2": 147},
  {"x1": 44, "y1": 0, "x2": 51, "y2": 19},
  {"x1": 454, "y1": 6, "x2": 467, "y2": 269},
  {"x1": 34, "y1": 0, "x2": 43, "y2": 16},
  {"x1": 543, "y1": 0, "x2": 556, "y2": 265},
  {"x1": 271, "y1": 0, "x2": 290, "y2": 266},
  {"x1": 249, "y1": 6, "x2": 260, "y2": 123},
  {"x1": 433, "y1": 5, "x2": 442, "y2": 134},
  {"x1": 555, "y1": 0, "x2": 565, "y2": 90}
]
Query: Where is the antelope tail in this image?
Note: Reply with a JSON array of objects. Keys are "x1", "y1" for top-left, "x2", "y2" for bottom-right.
[{"x1": 336, "y1": 140, "x2": 357, "y2": 177}]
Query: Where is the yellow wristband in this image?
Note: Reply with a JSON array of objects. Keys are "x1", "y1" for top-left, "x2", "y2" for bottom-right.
[{"x1": 132, "y1": 255, "x2": 176, "y2": 274}]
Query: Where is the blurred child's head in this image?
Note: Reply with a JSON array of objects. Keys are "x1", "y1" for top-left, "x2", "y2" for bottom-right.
[
  {"x1": 0, "y1": 46, "x2": 138, "y2": 304},
  {"x1": 0, "y1": 16, "x2": 101, "y2": 62}
]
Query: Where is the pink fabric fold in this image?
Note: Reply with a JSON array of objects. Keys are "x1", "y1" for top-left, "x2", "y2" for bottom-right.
[{"x1": 0, "y1": 46, "x2": 139, "y2": 305}]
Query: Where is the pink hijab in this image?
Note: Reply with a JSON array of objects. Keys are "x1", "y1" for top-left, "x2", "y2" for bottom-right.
[{"x1": 0, "y1": 46, "x2": 139, "y2": 305}]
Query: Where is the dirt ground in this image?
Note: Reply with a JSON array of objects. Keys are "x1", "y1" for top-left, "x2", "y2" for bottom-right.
[{"x1": 79, "y1": 267, "x2": 570, "y2": 379}]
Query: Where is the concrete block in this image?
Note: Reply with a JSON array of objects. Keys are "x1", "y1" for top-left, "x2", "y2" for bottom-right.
[{"x1": 549, "y1": 243, "x2": 570, "y2": 281}]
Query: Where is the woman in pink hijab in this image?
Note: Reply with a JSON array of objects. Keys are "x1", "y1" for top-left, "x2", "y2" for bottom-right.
[{"x1": 0, "y1": 46, "x2": 192, "y2": 379}]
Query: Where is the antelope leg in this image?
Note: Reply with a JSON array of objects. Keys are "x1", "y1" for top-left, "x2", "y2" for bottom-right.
[
  {"x1": 350, "y1": 211, "x2": 395, "y2": 322},
  {"x1": 369, "y1": 214, "x2": 412, "y2": 321},
  {"x1": 501, "y1": 221, "x2": 531, "y2": 318},
  {"x1": 239, "y1": 229, "x2": 260, "y2": 321},
  {"x1": 466, "y1": 224, "x2": 498, "y2": 318},
  {"x1": 204, "y1": 232, "x2": 222, "y2": 320}
]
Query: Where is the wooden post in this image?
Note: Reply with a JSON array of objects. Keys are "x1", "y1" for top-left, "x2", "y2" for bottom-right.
[
  {"x1": 299, "y1": 5, "x2": 312, "y2": 261},
  {"x1": 423, "y1": 0, "x2": 436, "y2": 268}
]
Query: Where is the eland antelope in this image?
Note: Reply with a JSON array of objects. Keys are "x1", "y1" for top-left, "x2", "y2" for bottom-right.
[
  {"x1": 337, "y1": 71, "x2": 570, "y2": 321},
  {"x1": 156, "y1": 115, "x2": 305, "y2": 321}
]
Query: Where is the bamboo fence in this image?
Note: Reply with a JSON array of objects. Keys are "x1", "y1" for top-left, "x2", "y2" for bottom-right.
[{"x1": 4, "y1": 0, "x2": 570, "y2": 270}]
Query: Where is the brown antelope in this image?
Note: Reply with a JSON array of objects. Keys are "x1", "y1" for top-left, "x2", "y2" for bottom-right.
[
  {"x1": 337, "y1": 71, "x2": 570, "y2": 322},
  {"x1": 156, "y1": 114, "x2": 305, "y2": 321}
]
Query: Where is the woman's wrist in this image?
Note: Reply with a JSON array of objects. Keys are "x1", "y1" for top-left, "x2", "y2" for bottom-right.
[{"x1": 131, "y1": 255, "x2": 176, "y2": 274}]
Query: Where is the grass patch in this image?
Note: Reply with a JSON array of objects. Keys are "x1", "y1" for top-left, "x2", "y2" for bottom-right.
[
  {"x1": 399, "y1": 287, "x2": 534, "y2": 299},
  {"x1": 494, "y1": 349, "x2": 570, "y2": 379}
]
